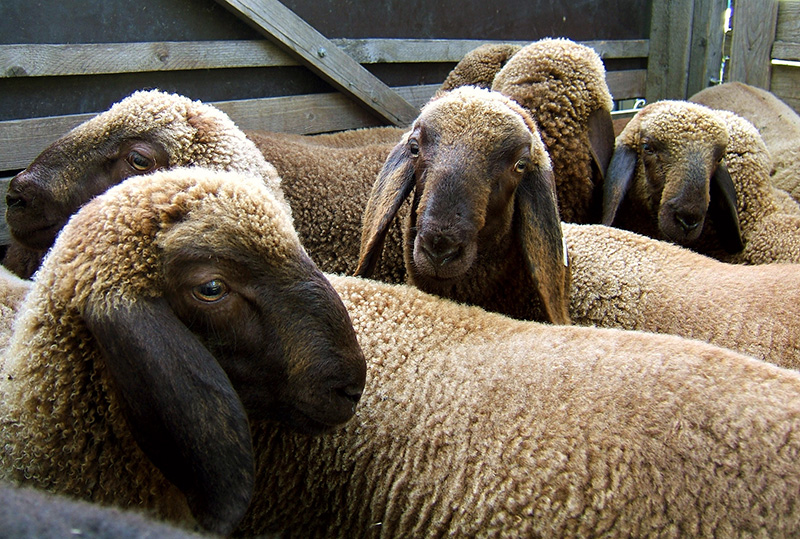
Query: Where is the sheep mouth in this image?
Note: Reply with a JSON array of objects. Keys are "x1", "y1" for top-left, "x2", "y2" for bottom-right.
[
  {"x1": 7, "y1": 218, "x2": 65, "y2": 250},
  {"x1": 276, "y1": 403, "x2": 357, "y2": 436}
]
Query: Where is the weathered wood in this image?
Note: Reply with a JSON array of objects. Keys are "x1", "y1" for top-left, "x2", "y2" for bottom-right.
[
  {"x1": 606, "y1": 69, "x2": 648, "y2": 101},
  {"x1": 216, "y1": 0, "x2": 419, "y2": 126},
  {"x1": 0, "y1": 39, "x2": 649, "y2": 79},
  {"x1": 646, "y1": 0, "x2": 695, "y2": 101},
  {"x1": 728, "y1": 0, "x2": 778, "y2": 89},
  {"x1": 0, "y1": 85, "x2": 439, "y2": 172},
  {"x1": 687, "y1": 0, "x2": 728, "y2": 94},
  {"x1": 775, "y1": 0, "x2": 800, "y2": 43},
  {"x1": 772, "y1": 41, "x2": 800, "y2": 62},
  {"x1": 769, "y1": 64, "x2": 800, "y2": 114}
]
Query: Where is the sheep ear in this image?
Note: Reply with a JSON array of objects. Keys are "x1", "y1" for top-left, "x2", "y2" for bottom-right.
[
  {"x1": 602, "y1": 144, "x2": 638, "y2": 226},
  {"x1": 709, "y1": 161, "x2": 745, "y2": 253},
  {"x1": 588, "y1": 108, "x2": 615, "y2": 181},
  {"x1": 517, "y1": 165, "x2": 571, "y2": 325},
  {"x1": 84, "y1": 296, "x2": 254, "y2": 536},
  {"x1": 355, "y1": 142, "x2": 416, "y2": 277}
]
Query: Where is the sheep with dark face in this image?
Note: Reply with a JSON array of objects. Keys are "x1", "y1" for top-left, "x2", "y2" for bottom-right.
[
  {"x1": 0, "y1": 167, "x2": 366, "y2": 536},
  {"x1": 357, "y1": 86, "x2": 800, "y2": 369},
  {"x1": 3, "y1": 89, "x2": 283, "y2": 279},
  {"x1": 356, "y1": 86, "x2": 571, "y2": 325},
  {"x1": 603, "y1": 100, "x2": 800, "y2": 264}
]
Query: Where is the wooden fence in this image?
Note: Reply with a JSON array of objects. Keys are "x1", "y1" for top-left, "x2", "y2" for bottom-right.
[{"x1": 0, "y1": 0, "x2": 778, "y2": 245}]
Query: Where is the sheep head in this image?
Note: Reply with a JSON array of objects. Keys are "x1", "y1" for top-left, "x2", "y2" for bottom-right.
[
  {"x1": 603, "y1": 100, "x2": 744, "y2": 253},
  {"x1": 356, "y1": 86, "x2": 570, "y2": 325},
  {"x1": 5, "y1": 89, "x2": 281, "y2": 278},
  {"x1": 20, "y1": 167, "x2": 364, "y2": 534}
]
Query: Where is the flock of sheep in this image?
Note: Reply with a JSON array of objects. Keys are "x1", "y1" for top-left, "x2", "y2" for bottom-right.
[{"x1": 1, "y1": 37, "x2": 800, "y2": 536}]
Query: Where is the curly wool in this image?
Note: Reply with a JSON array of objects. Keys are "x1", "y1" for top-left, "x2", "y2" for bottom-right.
[
  {"x1": 0, "y1": 168, "x2": 297, "y2": 527},
  {"x1": 246, "y1": 130, "x2": 408, "y2": 282},
  {"x1": 491, "y1": 38, "x2": 614, "y2": 223},
  {"x1": 691, "y1": 81, "x2": 800, "y2": 204},
  {"x1": 563, "y1": 222, "x2": 800, "y2": 369},
  {"x1": 235, "y1": 273, "x2": 800, "y2": 537},
  {"x1": 438, "y1": 43, "x2": 523, "y2": 94},
  {"x1": 616, "y1": 101, "x2": 800, "y2": 264}
]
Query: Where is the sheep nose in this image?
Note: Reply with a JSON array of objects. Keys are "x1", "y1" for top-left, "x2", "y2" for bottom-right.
[
  {"x1": 6, "y1": 173, "x2": 33, "y2": 209},
  {"x1": 675, "y1": 210, "x2": 702, "y2": 232},
  {"x1": 420, "y1": 233, "x2": 462, "y2": 267}
]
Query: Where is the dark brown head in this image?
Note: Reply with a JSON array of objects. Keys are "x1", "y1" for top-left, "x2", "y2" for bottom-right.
[
  {"x1": 602, "y1": 100, "x2": 744, "y2": 253},
  {"x1": 5, "y1": 89, "x2": 276, "y2": 278},
  {"x1": 356, "y1": 86, "x2": 570, "y2": 324},
  {"x1": 39, "y1": 168, "x2": 365, "y2": 534}
]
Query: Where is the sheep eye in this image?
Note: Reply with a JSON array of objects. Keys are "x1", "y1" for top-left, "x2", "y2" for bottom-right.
[
  {"x1": 641, "y1": 141, "x2": 656, "y2": 155},
  {"x1": 514, "y1": 159, "x2": 527, "y2": 173},
  {"x1": 408, "y1": 139, "x2": 420, "y2": 157},
  {"x1": 127, "y1": 150, "x2": 154, "y2": 172},
  {"x1": 192, "y1": 279, "x2": 229, "y2": 303}
]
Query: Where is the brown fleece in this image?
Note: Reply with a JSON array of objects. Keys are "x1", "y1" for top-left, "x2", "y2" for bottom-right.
[
  {"x1": 691, "y1": 81, "x2": 800, "y2": 204},
  {"x1": 237, "y1": 273, "x2": 800, "y2": 537},
  {"x1": 438, "y1": 43, "x2": 523, "y2": 94},
  {"x1": 0, "y1": 168, "x2": 308, "y2": 530},
  {"x1": 614, "y1": 100, "x2": 800, "y2": 264},
  {"x1": 491, "y1": 38, "x2": 615, "y2": 224}
]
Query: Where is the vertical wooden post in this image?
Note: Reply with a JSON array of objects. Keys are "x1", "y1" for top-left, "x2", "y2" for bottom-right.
[
  {"x1": 686, "y1": 0, "x2": 729, "y2": 95},
  {"x1": 646, "y1": 0, "x2": 695, "y2": 102},
  {"x1": 727, "y1": 0, "x2": 779, "y2": 89}
]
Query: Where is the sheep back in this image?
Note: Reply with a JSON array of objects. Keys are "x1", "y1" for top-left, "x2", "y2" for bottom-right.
[{"x1": 237, "y1": 273, "x2": 800, "y2": 537}]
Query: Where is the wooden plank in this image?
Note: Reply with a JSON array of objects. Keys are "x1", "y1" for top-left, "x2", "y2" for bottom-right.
[
  {"x1": 728, "y1": 0, "x2": 778, "y2": 88},
  {"x1": 216, "y1": 0, "x2": 419, "y2": 126},
  {"x1": 686, "y1": 0, "x2": 728, "y2": 94},
  {"x1": 646, "y1": 0, "x2": 694, "y2": 101},
  {"x1": 0, "y1": 84, "x2": 439, "y2": 172},
  {"x1": 771, "y1": 41, "x2": 800, "y2": 62},
  {"x1": 606, "y1": 69, "x2": 647, "y2": 101},
  {"x1": 1, "y1": 39, "x2": 651, "y2": 79},
  {"x1": 769, "y1": 64, "x2": 800, "y2": 113},
  {"x1": 775, "y1": 0, "x2": 800, "y2": 43}
]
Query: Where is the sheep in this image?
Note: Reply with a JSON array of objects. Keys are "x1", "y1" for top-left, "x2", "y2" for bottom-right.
[
  {"x1": 690, "y1": 81, "x2": 800, "y2": 204},
  {"x1": 0, "y1": 483, "x2": 209, "y2": 538},
  {"x1": 10, "y1": 119, "x2": 800, "y2": 537},
  {"x1": 356, "y1": 85, "x2": 800, "y2": 369},
  {"x1": 0, "y1": 167, "x2": 367, "y2": 536},
  {"x1": 490, "y1": 38, "x2": 616, "y2": 224},
  {"x1": 0, "y1": 265, "x2": 31, "y2": 350},
  {"x1": 231, "y1": 272, "x2": 800, "y2": 536},
  {"x1": 437, "y1": 42, "x2": 522, "y2": 94},
  {"x1": 356, "y1": 85, "x2": 571, "y2": 325},
  {"x1": 603, "y1": 99, "x2": 800, "y2": 264},
  {"x1": 3, "y1": 89, "x2": 286, "y2": 280},
  {"x1": 243, "y1": 130, "x2": 407, "y2": 283},
  {"x1": 3, "y1": 89, "x2": 408, "y2": 283}
]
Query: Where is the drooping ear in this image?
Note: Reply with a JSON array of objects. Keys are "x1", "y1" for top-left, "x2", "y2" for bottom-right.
[
  {"x1": 354, "y1": 141, "x2": 417, "y2": 277},
  {"x1": 587, "y1": 107, "x2": 616, "y2": 182},
  {"x1": 708, "y1": 161, "x2": 745, "y2": 253},
  {"x1": 84, "y1": 296, "x2": 254, "y2": 536},
  {"x1": 516, "y1": 164, "x2": 571, "y2": 325},
  {"x1": 602, "y1": 144, "x2": 638, "y2": 226}
]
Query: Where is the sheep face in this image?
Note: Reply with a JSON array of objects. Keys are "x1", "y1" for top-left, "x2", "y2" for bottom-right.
[
  {"x1": 6, "y1": 131, "x2": 169, "y2": 250},
  {"x1": 357, "y1": 87, "x2": 570, "y2": 324},
  {"x1": 26, "y1": 168, "x2": 365, "y2": 533},
  {"x1": 603, "y1": 101, "x2": 744, "y2": 252},
  {"x1": 4, "y1": 90, "x2": 278, "y2": 279}
]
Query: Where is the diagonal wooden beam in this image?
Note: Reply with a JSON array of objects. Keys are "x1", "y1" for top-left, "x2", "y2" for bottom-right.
[{"x1": 215, "y1": 0, "x2": 419, "y2": 126}]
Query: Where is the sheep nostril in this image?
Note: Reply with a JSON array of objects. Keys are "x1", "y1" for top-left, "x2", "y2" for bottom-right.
[
  {"x1": 6, "y1": 192, "x2": 27, "y2": 210},
  {"x1": 675, "y1": 212, "x2": 701, "y2": 232},
  {"x1": 421, "y1": 235, "x2": 461, "y2": 267}
]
